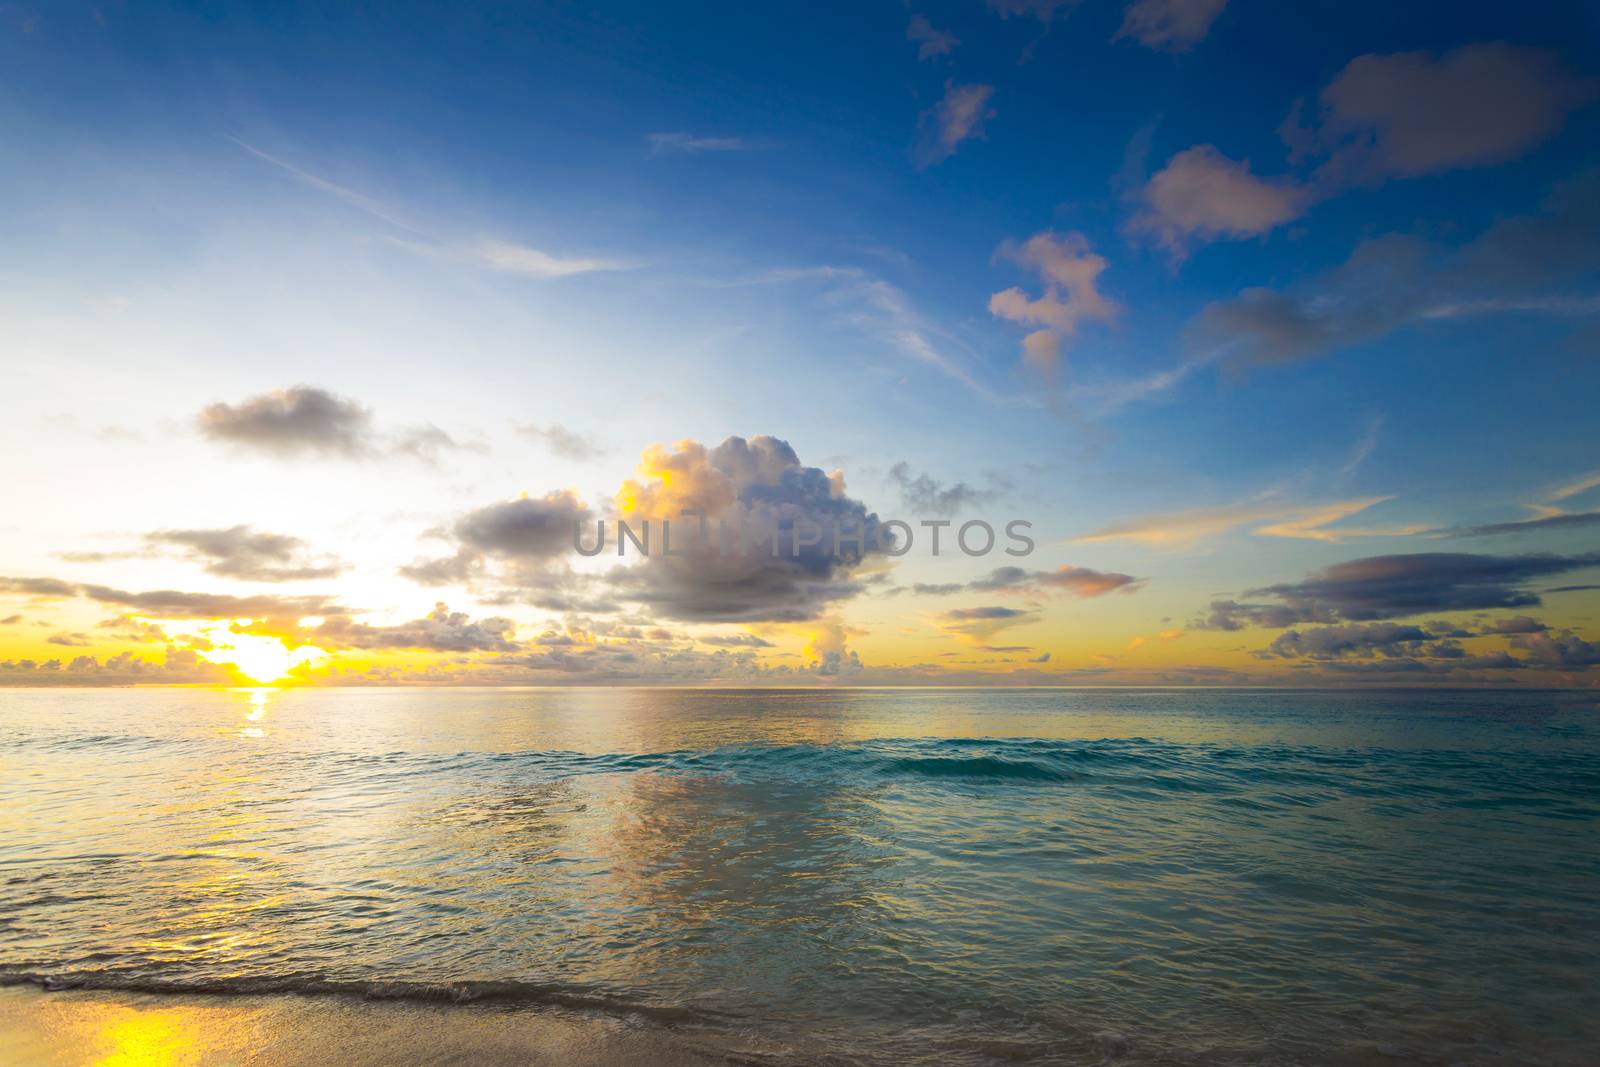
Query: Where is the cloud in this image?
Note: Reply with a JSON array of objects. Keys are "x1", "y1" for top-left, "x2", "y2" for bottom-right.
[
  {"x1": 198, "y1": 385, "x2": 373, "y2": 458},
  {"x1": 988, "y1": 231, "x2": 1118, "y2": 372},
  {"x1": 1454, "y1": 467, "x2": 1600, "y2": 537},
  {"x1": 1114, "y1": 0, "x2": 1227, "y2": 53},
  {"x1": 198, "y1": 385, "x2": 477, "y2": 463},
  {"x1": 515, "y1": 422, "x2": 605, "y2": 462},
  {"x1": 0, "y1": 577, "x2": 80, "y2": 597},
  {"x1": 1, "y1": 649, "x2": 233, "y2": 687},
  {"x1": 1, "y1": 576, "x2": 343, "y2": 622},
  {"x1": 1511, "y1": 630, "x2": 1600, "y2": 669},
  {"x1": 604, "y1": 436, "x2": 889, "y2": 622},
  {"x1": 697, "y1": 633, "x2": 774, "y2": 648},
  {"x1": 915, "y1": 82, "x2": 996, "y2": 168},
  {"x1": 1190, "y1": 174, "x2": 1600, "y2": 367},
  {"x1": 987, "y1": 0, "x2": 1080, "y2": 20},
  {"x1": 887, "y1": 462, "x2": 1007, "y2": 516},
  {"x1": 1217, "y1": 551, "x2": 1600, "y2": 627},
  {"x1": 907, "y1": 15, "x2": 959, "y2": 60},
  {"x1": 236, "y1": 139, "x2": 629, "y2": 278},
  {"x1": 1479, "y1": 616, "x2": 1548, "y2": 635},
  {"x1": 965, "y1": 564, "x2": 1142, "y2": 598},
  {"x1": 646, "y1": 132, "x2": 750, "y2": 154},
  {"x1": 294, "y1": 603, "x2": 519, "y2": 653},
  {"x1": 462, "y1": 239, "x2": 632, "y2": 278},
  {"x1": 1075, "y1": 495, "x2": 1422, "y2": 547},
  {"x1": 1297, "y1": 44, "x2": 1596, "y2": 186},
  {"x1": 1126, "y1": 145, "x2": 1307, "y2": 259},
  {"x1": 401, "y1": 490, "x2": 594, "y2": 589},
  {"x1": 1457, "y1": 511, "x2": 1600, "y2": 537},
  {"x1": 145, "y1": 525, "x2": 343, "y2": 582},
  {"x1": 389, "y1": 424, "x2": 479, "y2": 464},
  {"x1": 829, "y1": 276, "x2": 1000, "y2": 400},
  {"x1": 1126, "y1": 46, "x2": 1593, "y2": 259},
  {"x1": 1262, "y1": 621, "x2": 1442, "y2": 660},
  {"x1": 936, "y1": 605, "x2": 1039, "y2": 641}
]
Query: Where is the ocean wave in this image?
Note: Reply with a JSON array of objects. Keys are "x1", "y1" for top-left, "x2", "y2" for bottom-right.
[{"x1": 0, "y1": 970, "x2": 715, "y2": 1024}]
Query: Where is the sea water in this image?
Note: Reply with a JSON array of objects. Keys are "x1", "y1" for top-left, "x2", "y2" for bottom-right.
[{"x1": 1, "y1": 687, "x2": 1596, "y2": 1064}]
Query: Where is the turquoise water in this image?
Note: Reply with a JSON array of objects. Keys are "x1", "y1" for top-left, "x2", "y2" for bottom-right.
[{"x1": 2, "y1": 687, "x2": 1597, "y2": 1064}]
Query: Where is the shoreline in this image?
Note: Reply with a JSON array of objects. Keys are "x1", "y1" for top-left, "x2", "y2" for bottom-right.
[{"x1": 0, "y1": 985, "x2": 745, "y2": 1066}]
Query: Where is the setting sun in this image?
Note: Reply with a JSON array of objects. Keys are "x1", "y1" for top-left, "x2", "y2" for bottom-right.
[{"x1": 158, "y1": 621, "x2": 327, "y2": 684}]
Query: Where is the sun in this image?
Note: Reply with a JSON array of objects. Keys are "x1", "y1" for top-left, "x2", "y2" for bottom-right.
[
  {"x1": 203, "y1": 630, "x2": 326, "y2": 683},
  {"x1": 157, "y1": 620, "x2": 328, "y2": 683}
]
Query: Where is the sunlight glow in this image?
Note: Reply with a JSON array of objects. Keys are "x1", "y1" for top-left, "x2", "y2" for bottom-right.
[{"x1": 157, "y1": 620, "x2": 328, "y2": 683}]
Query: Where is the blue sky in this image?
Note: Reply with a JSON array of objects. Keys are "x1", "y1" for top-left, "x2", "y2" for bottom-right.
[{"x1": 2, "y1": 1, "x2": 1598, "y2": 684}]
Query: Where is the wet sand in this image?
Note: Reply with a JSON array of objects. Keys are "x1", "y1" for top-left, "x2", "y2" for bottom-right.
[{"x1": 0, "y1": 985, "x2": 739, "y2": 1066}]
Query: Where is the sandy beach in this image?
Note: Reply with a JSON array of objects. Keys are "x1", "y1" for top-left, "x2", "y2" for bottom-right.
[{"x1": 0, "y1": 985, "x2": 739, "y2": 1067}]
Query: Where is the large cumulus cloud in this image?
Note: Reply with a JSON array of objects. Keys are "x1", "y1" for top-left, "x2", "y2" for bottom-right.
[{"x1": 604, "y1": 436, "x2": 889, "y2": 622}]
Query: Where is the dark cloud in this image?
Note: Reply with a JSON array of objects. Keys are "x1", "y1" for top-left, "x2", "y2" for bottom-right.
[
  {"x1": 146, "y1": 525, "x2": 343, "y2": 582},
  {"x1": 1261, "y1": 622, "x2": 1440, "y2": 660},
  {"x1": 198, "y1": 385, "x2": 373, "y2": 458},
  {"x1": 1478, "y1": 616, "x2": 1548, "y2": 635},
  {"x1": 936, "y1": 605, "x2": 1039, "y2": 640},
  {"x1": 907, "y1": 564, "x2": 1142, "y2": 599},
  {"x1": 697, "y1": 633, "x2": 775, "y2": 648},
  {"x1": 198, "y1": 385, "x2": 474, "y2": 463},
  {"x1": 46, "y1": 632, "x2": 93, "y2": 647},
  {"x1": 402, "y1": 491, "x2": 594, "y2": 588},
  {"x1": 970, "y1": 564, "x2": 1142, "y2": 597},
  {"x1": 911, "y1": 582, "x2": 966, "y2": 596},
  {"x1": 1511, "y1": 631, "x2": 1600, "y2": 669},
  {"x1": 887, "y1": 462, "x2": 1007, "y2": 516},
  {"x1": 1190, "y1": 171, "x2": 1600, "y2": 367},
  {"x1": 0, "y1": 577, "x2": 80, "y2": 597},
  {"x1": 1189, "y1": 234, "x2": 1434, "y2": 367},
  {"x1": 1457, "y1": 511, "x2": 1600, "y2": 537},
  {"x1": 1, "y1": 575, "x2": 344, "y2": 622},
  {"x1": 1248, "y1": 552, "x2": 1600, "y2": 622},
  {"x1": 1192, "y1": 598, "x2": 1334, "y2": 631},
  {"x1": 1295, "y1": 44, "x2": 1595, "y2": 186},
  {"x1": 1197, "y1": 552, "x2": 1600, "y2": 631}
]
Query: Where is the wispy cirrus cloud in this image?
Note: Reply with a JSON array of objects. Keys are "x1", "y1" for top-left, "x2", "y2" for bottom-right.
[
  {"x1": 235, "y1": 138, "x2": 633, "y2": 278},
  {"x1": 646, "y1": 131, "x2": 753, "y2": 154},
  {"x1": 1074, "y1": 495, "x2": 1427, "y2": 548}
]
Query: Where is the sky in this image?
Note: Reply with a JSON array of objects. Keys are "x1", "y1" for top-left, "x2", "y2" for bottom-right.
[{"x1": 2, "y1": 0, "x2": 1598, "y2": 687}]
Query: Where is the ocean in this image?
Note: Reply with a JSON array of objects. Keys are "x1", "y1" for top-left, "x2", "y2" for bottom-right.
[{"x1": 1, "y1": 687, "x2": 1596, "y2": 1065}]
